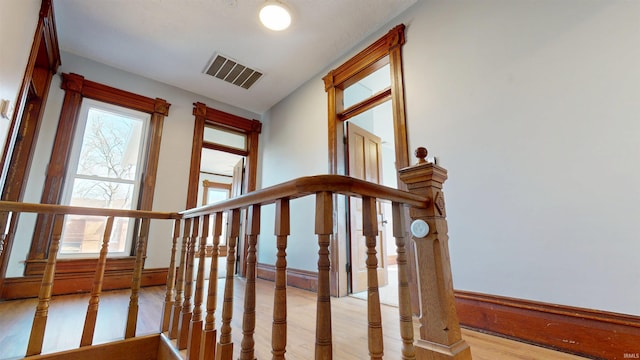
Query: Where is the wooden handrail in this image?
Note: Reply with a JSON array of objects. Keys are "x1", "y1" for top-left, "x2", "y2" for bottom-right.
[
  {"x1": 180, "y1": 174, "x2": 428, "y2": 218},
  {"x1": 0, "y1": 200, "x2": 178, "y2": 219},
  {"x1": 3, "y1": 161, "x2": 470, "y2": 360}
]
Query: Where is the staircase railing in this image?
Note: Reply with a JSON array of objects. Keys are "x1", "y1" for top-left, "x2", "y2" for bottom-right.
[
  {"x1": 0, "y1": 148, "x2": 472, "y2": 360},
  {"x1": 0, "y1": 202, "x2": 177, "y2": 356}
]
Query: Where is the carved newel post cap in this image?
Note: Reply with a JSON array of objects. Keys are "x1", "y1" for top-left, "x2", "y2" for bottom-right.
[{"x1": 415, "y1": 147, "x2": 428, "y2": 164}]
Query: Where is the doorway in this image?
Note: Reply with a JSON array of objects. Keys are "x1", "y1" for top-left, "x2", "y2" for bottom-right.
[
  {"x1": 324, "y1": 24, "x2": 411, "y2": 303},
  {"x1": 187, "y1": 102, "x2": 262, "y2": 278},
  {"x1": 346, "y1": 103, "x2": 399, "y2": 305}
]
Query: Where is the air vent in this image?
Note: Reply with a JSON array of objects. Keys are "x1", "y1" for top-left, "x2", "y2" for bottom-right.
[{"x1": 205, "y1": 54, "x2": 263, "y2": 90}]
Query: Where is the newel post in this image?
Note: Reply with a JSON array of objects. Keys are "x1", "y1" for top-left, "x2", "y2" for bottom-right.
[{"x1": 398, "y1": 147, "x2": 472, "y2": 360}]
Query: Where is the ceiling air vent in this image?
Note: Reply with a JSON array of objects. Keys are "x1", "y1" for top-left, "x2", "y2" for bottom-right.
[{"x1": 205, "y1": 54, "x2": 263, "y2": 90}]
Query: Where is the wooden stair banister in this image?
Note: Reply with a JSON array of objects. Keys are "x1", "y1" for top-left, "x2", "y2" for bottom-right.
[
  {"x1": 201, "y1": 211, "x2": 223, "y2": 359},
  {"x1": 2, "y1": 152, "x2": 472, "y2": 359},
  {"x1": 271, "y1": 198, "x2": 290, "y2": 360},
  {"x1": 363, "y1": 196, "x2": 384, "y2": 360},
  {"x1": 314, "y1": 191, "x2": 333, "y2": 359},
  {"x1": 177, "y1": 217, "x2": 198, "y2": 349},
  {"x1": 26, "y1": 214, "x2": 65, "y2": 356},
  {"x1": 80, "y1": 216, "x2": 115, "y2": 346},
  {"x1": 239, "y1": 205, "x2": 260, "y2": 360},
  {"x1": 169, "y1": 218, "x2": 190, "y2": 340},
  {"x1": 187, "y1": 214, "x2": 208, "y2": 359},
  {"x1": 216, "y1": 208, "x2": 240, "y2": 360},
  {"x1": 161, "y1": 219, "x2": 181, "y2": 333},
  {"x1": 125, "y1": 217, "x2": 151, "y2": 339},
  {"x1": 392, "y1": 201, "x2": 417, "y2": 359}
]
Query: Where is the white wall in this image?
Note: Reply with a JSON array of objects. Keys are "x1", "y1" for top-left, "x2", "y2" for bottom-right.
[
  {"x1": 257, "y1": 78, "x2": 328, "y2": 271},
  {"x1": 6, "y1": 51, "x2": 259, "y2": 276},
  {"x1": 257, "y1": 0, "x2": 640, "y2": 316},
  {"x1": 0, "y1": 0, "x2": 41, "y2": 167}
]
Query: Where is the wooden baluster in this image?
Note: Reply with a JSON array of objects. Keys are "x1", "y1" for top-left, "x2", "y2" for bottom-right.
[
  {"x1": 178, "y1": 217, "x2": 199, "y2": 349},
  {"x1": 170, "y1": 218, "x2": 191, "y2": 339},
  {"x1": 188, "y1": 215, "x2": 208, "y2": 359},
  {"x1": 80, "y1": 216, "x2": 115, "y2": 346},
  {"x1": 0, "y1": 211, "x2": 11, "y2": 261},
  {"x1": 272, "y1": 198, "x2": 290, "y2": 360},
  {"x1": 202, "y1": 211, "x2": 223, "y2": 359},
  {"x1": 392, "y1": 202, "x2": 416, "y2": 360},
  {"x1": 240, "y1": 205, "x2": 260, "y2": 360},
  {"x1": 362, "y1": 196, "x2": 384, "y2": 360},
  {"x1": 26, "y1": 214, "x2": 64, "y2": 356},
  {"x1": 216, "y1": 208, "x2": 240, "y2": 360},
  {"x1": 162, "y1": 219, "x2": 181, "y2": 332},
  {"x1": 315, "y1": 192, "x2": 333, "y2": 360},
  {"x1": 125, "y1": 217, "x2": 150, "y2": 338}
]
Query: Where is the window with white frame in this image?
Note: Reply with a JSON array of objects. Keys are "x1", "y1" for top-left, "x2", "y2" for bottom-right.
[{"x1": 59, "y1": 99, "x2": 150, "y2": 257}]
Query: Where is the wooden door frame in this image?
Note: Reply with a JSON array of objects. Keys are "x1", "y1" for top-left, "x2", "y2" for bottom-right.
[
  {"x1": 0, "y1": 0, "x2": 60, "y2": 295},
  {"x1": 323, "y1": 24, "x2": 417, "y2": 304},
  {"x1": 187, "y1": 102, "x2": 261, "y2": 276}
]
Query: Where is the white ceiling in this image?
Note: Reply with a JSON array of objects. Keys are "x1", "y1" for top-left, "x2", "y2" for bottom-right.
[{"x1": 53, "y1": 0, "x2": 417, "y2": 115}]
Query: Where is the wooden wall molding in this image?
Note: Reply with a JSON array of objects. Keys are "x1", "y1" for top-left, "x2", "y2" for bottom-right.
[
  {"x1": 456, "y1": 290, "x2": 640, "y2": 360},
  {"x1": 1, "y1": 267, "x2": 168, "y2": 300},
  {"x1": 256, "y1": 263, "x2": 318, "y2": 292}
]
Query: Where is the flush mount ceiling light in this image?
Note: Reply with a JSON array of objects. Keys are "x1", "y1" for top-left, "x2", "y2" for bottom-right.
[{"x1": 259, "y1": 1, "x2": 292, "y2": 31}]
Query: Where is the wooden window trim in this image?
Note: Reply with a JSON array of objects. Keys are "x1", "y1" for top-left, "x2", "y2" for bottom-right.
[{"x1": 24, "y1": 73, "x2": 170, "y2": 276}]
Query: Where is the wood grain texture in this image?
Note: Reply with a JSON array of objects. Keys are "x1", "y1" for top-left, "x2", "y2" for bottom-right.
[
  {"x1": 456, "y1": 290, "x2": 640, "y2": 360},
  {"x1": 315, "y1": 192, "x2": 333, "y2": 360},
  {"x1": 0, "y1": 279, "x2": 588, "y2": 360},
  {"x1": 161, "y1": 220, "x2": 181, "y2": 332},
  {"x1": 80, "y1": 216, "x2": 114, "y2": 346},
  {"x1": 26, "y1": 215, "x2": 64, "y2": 356},
  {"x1": 256, "y1": 263, "x2": 318, "y2": 292},
  {"x1": 271, "y1": 199, "x2": 290, "y2": 360},
  {"x1": 399, "y1": 160, "x2": 471, "y2": 360},
  {"x1": 2, "y1": 268, "x2": 168, "y2": 300}
]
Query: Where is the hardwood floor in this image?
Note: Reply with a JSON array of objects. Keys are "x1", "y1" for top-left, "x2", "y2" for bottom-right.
[{"x1": 0, "y1": 277, "x2": 588, "y2": 360}]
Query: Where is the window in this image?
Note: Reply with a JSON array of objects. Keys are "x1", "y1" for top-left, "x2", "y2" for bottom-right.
[
  {"x1": 203, "y1": 125, "x2": 247, "y2": 152},
  {"x1": 59, "y1": 100, "x2": 150, "y2": 257},
  {"x1": 24, "y1": 73, "x2": 169, "y2": 276}
]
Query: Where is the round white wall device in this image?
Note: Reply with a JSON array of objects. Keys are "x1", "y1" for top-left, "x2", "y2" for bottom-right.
[{"x1": 410, "y1": 219, "x2": 430, "y2": 238}]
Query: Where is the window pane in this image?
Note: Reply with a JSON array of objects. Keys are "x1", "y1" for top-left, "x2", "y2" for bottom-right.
[
  {"x1": 203, "y1": 126, "x2": 246, "y2": 151},
  {"x1": 60, "y1": 216, "x2": 130, "y2": 254},
  {"x1": 68, "y1": 178, "x2": 135, "y2": 209},
  {"x1": 206, "y1": 188, "x2": 229, "y2": 204},
  {"x1": 343, "y1": 63, "x2": 390, "y2": 109},
  {"x1": 77, "y1": 108, "x2": 145, "y2": 180}
]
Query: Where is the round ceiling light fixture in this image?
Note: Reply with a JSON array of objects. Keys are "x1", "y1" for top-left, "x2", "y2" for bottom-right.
[{"x1": 259, "y1": 1, "x2": 292, "y2": 31}]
